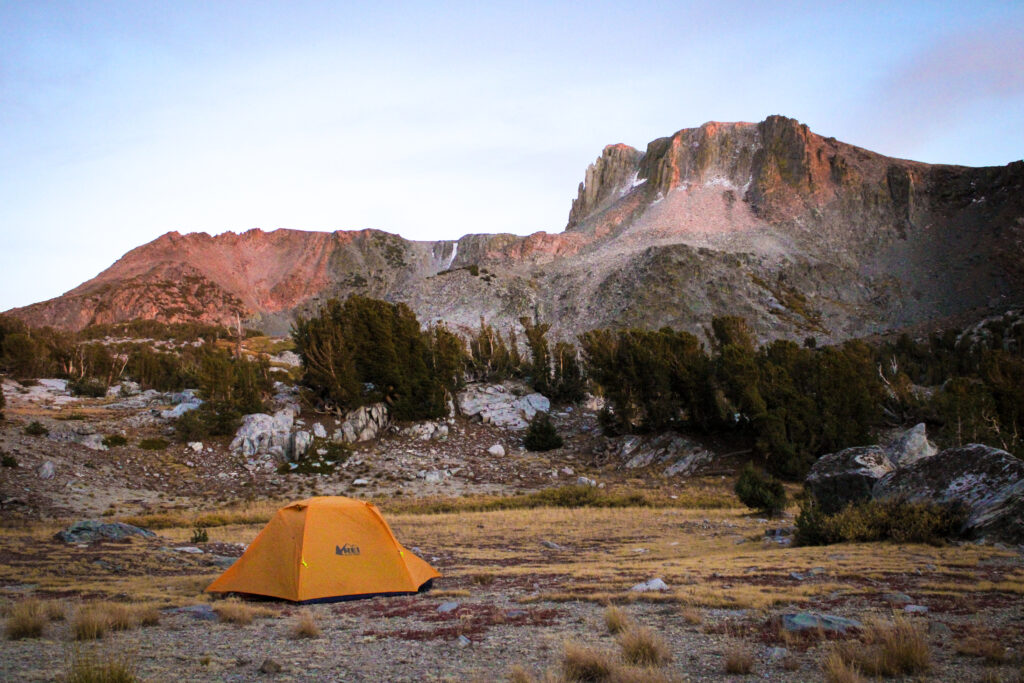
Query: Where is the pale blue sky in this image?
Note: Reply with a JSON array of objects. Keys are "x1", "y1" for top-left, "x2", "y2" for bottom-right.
[{"x1": 2, "y1": 1, "x2": 1022, "y2": 311}]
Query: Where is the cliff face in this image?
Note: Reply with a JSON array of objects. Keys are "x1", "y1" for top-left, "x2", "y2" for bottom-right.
[{"x1": 7, "y1": 116, "x2": 1024, "y2": 342}]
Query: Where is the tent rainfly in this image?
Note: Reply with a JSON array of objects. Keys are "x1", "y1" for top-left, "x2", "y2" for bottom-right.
[{"x1": 206, "y1": 496, "x2": 440, "y2": 603}]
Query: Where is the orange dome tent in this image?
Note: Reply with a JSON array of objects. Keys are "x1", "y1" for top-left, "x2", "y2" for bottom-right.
[{"x1": 206, "y1": 496, "x2": 440, "y2": 603}]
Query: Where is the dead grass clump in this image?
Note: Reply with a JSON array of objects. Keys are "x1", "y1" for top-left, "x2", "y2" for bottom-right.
[
  {"x1": 604, "y1": 605, "x2": 633, "y2": 635},
  {"x1": 724, "y1": 646, "x2": 754, "y2": 674},
  {"x1": 5, "y1": 600, "x2": 46, "y2": 639},
  {"x1": 617, "y1": 625, "x2": 672, "y2": 667},
  {"x1": 956, "y1": 637, "x2": 1008, "y2": 665},
  {"x1": 471, "y1": 572, "x2": 496, "y2": 586},
  {"x1": 822, "y1": 650, "x2": 866, "y2": 683},
  {"x1": 828, "y1": 616, "x2": 930, "y2": 677},
  {"x1": 65, "y1": 649, "x2": 139, "y2": 683},
  {"x1": 290, "y1": 609, "x2": 320, "y2": 639},
  {"x1": 680, "y1": 607, "x2": 702, "y2": 625},
  {"x1": 73, "y1": 606, "x2": 109, "y2": 641},
  {"x1": 212, "y1": 598, "x2": 276, "y2": 625},
  {"x1": 562, "y1": 642, "x2": 615, "y2": 682}
]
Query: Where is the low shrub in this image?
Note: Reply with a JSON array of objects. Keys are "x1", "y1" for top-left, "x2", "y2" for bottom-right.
[
  {"x1": 174, "y1": 401, "x2": 242, "y2": 441},
  {"x1": 69, "y1": 378, "x2": 107, "y2": 398},
  {"x1": 190, "y1": 525, "x2": 209, "y2": 543},
  {"x1": 24, "y1": 421, "x2": 48, "y2": 436},
  {"x1": 795, "y1": 497, "x2": 966, "y2": 546},
  {"x1": 523, "y1": 412, "x2": 563, "y2": 452},
  {"x1": 955, "y1": 637, "x2": 1008, "y2": 664},
  {"x1": 138, "y1": 438, "x2": 169, "y2": 451},
  {"x1": 724, "y1": 646, "x2": 754, "y2": 674},
  {"x1": 73, "y1": 606, "x2": 109, "y2": 641},
  {"x1": 734, "y1": 463, "x2": 787, "y2": 516},
  {"x1": 1, "y1": 452, "x2": 17, "y2": 468},
  {"x1": 102, "y1": 434, "x2": 128, "y2": 448}
]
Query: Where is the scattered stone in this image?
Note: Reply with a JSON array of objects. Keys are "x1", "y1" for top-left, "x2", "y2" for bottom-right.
[
  {"x1": 457, "y1": 635, "x2": 471, "y2": 647},
  {"x1": 352, "y1": 478, "x2": 369, "y2": 486},
  {"x1": 335, "y1": 403, "x2": 389, "y2": 443},
  {"x1": 630, "y1": 578, "x2": 669, "y2": 592},
  {"x1": 766, "y1": 646, "x2": 789, "y2": 660},
  {"x1": 171, "y1": 546, "x2": 204, "y2": 554},
  {"x1": 904, "y1": 605, "x2": 929, "y2": 614},
  {"x1": 291, "y1": 430, "x2": 313, "y2": 459},
  {"x1": 259, "y1": 658, "x2": 283, "y2": 674},
  {"x1": 188, "y1": 442, "x2": 203, "y2": 454},
  {"x1": 37, "y1": 461, "x2": 55, "y2": 480},
  {"x1": 576, "y1": 476, "x2": 597, "y2": 487},
  {"x1": 167, "y1": 604, "x2": 217, "y2": 621},
  {"x1": 883, "y1": 592, "x2": 913, "y2": 604},
  {"x1": 55, "y1": 520, "x2": 155, "y2": 543},
  {"x1": 437, "y1": 601, "x2": 459, "y2": 614},
  {"x1": 781, "y1": 613, "x2": 862, "y2": 634},
  {"x1": 312, "y1": 422, "x2": 327, "y2": 439},
  {"x1": 540, "y1": 540, "x2": 564, "y2": 550},
  {"x1": 48, "y1": 423, "x2": 108, "y2": 451},
  {"x1": 160, "y1": 401, "x2": 202, "y2": 420},
  {"x1": 423, "y1": 471, "x2": 444, "y2": 484},
  {"x1": 487, "y1": 444, "x2": 505, "y2": 457}
]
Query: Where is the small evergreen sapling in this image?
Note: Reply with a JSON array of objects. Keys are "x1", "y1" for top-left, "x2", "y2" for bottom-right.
[
  {"x1": 734, "y1": 463, "x2": 787, "y2": 516},
  {"x1": 523, "y1": 412, "x2": 563, "y2": 452}
]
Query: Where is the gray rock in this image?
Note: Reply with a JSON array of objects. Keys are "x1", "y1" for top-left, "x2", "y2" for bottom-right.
[
  {"x1": 806, "y1": 445, "x2": 893, "y2": 514},
  {"x1": 230, "y1": 409, "x2": 296, "y2": 461},
  {"x1": 335, "y1": 403, "x2": 389, "y2": 443},
  {"x1": 872, "y1": 443, "x2": 1024, "y2": 543},
  {"x1": 766, "y1": 646, "x2": 789, "y2": 660},
  {"x1": 456, "y1": 382, "x2": 550, "y2": 429},
  {"x1": 664, "y1": 448, "x2": 714, "y2": 477},
  {"x1": 487, "y1": 444, "x2": 505, "y2": 457},
  {"x1": 312, "y1": 422, "x2": 327, "y2": 439},
  {"x1": 540, "y1": 540, "x2": 564, "y2": 550},
  {"x1": 904, "y1": 605, "x2": 929, "y2": 614},
  {"x1": 56, "y1": 520, "x2": 155, "y2": 543},
  {"x1": 630, "y1": 578, "x2": 669, "y2": 592},
  {"x1": 577, "y1": 476, "x2": 597, "y2": 487},
  {"x1": 161, "y1": 399, "x2": 202, "y2": 419},
  {"x1": 437, "y1": 601, "x2": 459, "y2": 613},
  {"x1": 188, "y1": 441, "x2": 203, "y2": 454},
  {"x1": 37, "y1": 461, "x2": 55, "y2": 480},
  {"x1": 457, "y1": 634, "x2": 471, "y2": 647},
  {"x1": 423, "y1": 470, "x2": 444, "y2": 483},
  {"x1": 291, "y1": 430, "x2": 313, "y2": 459},
  {"x1": 883, "y1": 592, "x2": 913, "y2": 604},
  {"x1": 781, "y1": 613, "x2": 862, "y2": 634},
  {"x1": 885, "y1": 423, "x2": 937, "y2": 467},
  {"x1": 167, "y1": 604, "x2": 217, "y2": 621},
  {"x1": 48, "y1": 423, "x2": 108, "y2": 451},
  {"x1": 352, "y1": 478, "x2": 370, "y2": 486},
  {"x1": 259, "y1": 658, "x2": 283, "y2": 674}
]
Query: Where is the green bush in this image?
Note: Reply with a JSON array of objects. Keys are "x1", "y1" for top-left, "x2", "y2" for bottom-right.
[
  {"x1": 794, "y1": 497, "x2": 966, "y2": 546},
  {"x1": 24, "y1": 421, "x2": 48, "y2": 436},
  {"x1": 190, "y1": 526, "x2": 209, "y2": 544},
  {"x1": 173, "y1": 402, "x2": 241, "y2": 442},
  {"x1": 138, "y1": 438, "x2": 169, "y2": 451},
  {"x1": 278, "y1": 439, "x2": 351, "y2": 475},
  {"x1": 734, "y1": 463, "x2": 787, "y2": 516},
  {"x1": 523, "y1": 412, "x2": 563, "y2": 452},
  {"x1": 102, "y1": 435, "x2": 128, "y2": 448},
  {"x1": 1, "y1": 452, "x2": 17, "y2": 468}
]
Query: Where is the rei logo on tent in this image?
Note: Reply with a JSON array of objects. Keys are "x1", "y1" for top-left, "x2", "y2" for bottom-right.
[{"x1": 335, "y1": 544, "x2": 361, "y2": 556}]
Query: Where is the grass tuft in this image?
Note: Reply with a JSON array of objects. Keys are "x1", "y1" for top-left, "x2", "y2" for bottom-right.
[
  {"x1": 4, "y1": 600, "x2": 47, "y2": 639},
  {"x1": 955, "y1": 637, "x2": 1008, "y2": 665},
  {"x1": 829, "y1": 616, "x2": 929, "y2": 677},
  {"x1": 822, "y1": 650, "x2": 866, "y2": 683},
  {"x1": 562, "y1": 642, "x2": 615, "y2": 682},
  {"x1": 724, "y1": 646, "x2": 754, "y2": 674},
  {"x1": 290, "y1": 609, "x2": 320, "y2": 639},
  {"x1": 680, "y1": 607, "x2": 702, "y2": 625},
  {"x1": 212, "y1": 598, "x2": 276, "y2": 625},
  {"x1": 65, "y1": 649, "x2": 139, "y2": 683},
  {"x1": 604, "y1": 605, "x2": 632, "y2": 635},
  {"x1": 73, "y1": 605, "x2": 109, "y2": 641},
  {"x1": 617, "y1": 625, "x2": 672, "y2": 666}
]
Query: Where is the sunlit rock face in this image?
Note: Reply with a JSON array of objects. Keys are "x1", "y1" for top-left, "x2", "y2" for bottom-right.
[{"x1": 7, "y1": 116, "x2": 1023, "y2": 343}]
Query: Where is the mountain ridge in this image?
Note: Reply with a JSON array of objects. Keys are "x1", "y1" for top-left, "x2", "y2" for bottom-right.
[{"x1": 7, "y1": 115, "x2": 1024, "y2": 343}]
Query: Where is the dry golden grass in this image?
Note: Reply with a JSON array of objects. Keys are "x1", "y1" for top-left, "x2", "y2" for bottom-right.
[
  {"x1": 829, "y1": 616, "x2": 930, "y2": 677},
  {"x1": 680, "y1": 607, "x2": 702, "y2": 625},
  {"x1": 4, "y1": 600, "x2": 47, "y2": 640},
  {"x1": 562, "y1": 642, "x2": 616, "y2": 682},
  {"x1": 290, "y1": 609, "x2": 320, "y2": 639},
  {"x1": 72, "y1": 606, "x2": 109, "y2": 641},
  {"x1": 471, "y1": 572, "x2": 496, "y2": 586},
  {"x1": 724, "y1": 646, "x2": 754, "y2": 674},
  {"x1": 65, "y1": 648, "x2": 139, "y2": 683},
  {"x1": 822, "y1": 650, "x2": 866, "y2": 683},
  {"x1": 212, "y1": 598, "x2": 277, "y2": 625},
  {"x1": 617, "y1": 625, "x2": 672, "y2": 666},
  {"x1": 604, "y1": 605, "x2": 633, "y2": 635},
  {"x1": 956, "y1": 637, "x2": 1008, "y2": 664}
]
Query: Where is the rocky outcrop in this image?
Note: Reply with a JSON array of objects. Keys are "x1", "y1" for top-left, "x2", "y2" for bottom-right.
[
  {"x1": 805, "y1": 424, "x2": 938, "y2": 513},
  {"x1": 55, "y1": 520, "x2": 155, "y2": 543},
  {"x1": 48, "y1": 422, "x2": 108, "y2": 451},
  {"x1": 456, "y1": 382, "x2": 550, "y2": 429},
  {"x1": 7, "y1": 116, "x2": 1023, "y2": 345},
  {"x1": 872, "y1": 444, "x2": 1024, "y2": 543},
  {"x1": 333, "y1": 403, "x2": 389, "y2": 443},
  {"x1": 230, "y1": 409, "x2": 296, "y2": 463}
]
